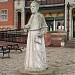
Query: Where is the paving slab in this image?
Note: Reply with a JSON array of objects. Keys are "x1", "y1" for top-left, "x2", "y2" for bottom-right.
[{"x1": 0, "y1": 44, "x2": 74, "y2": 75}]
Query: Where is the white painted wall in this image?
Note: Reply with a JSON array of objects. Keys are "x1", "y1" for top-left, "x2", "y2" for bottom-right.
[{"x1": 14, "y1": 0, "x2": 25, "y2": 29}]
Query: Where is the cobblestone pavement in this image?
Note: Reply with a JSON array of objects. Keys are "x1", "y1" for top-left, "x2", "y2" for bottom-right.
[{"x1": 0, "y1": 46, "x2": 75, "y2": 75}]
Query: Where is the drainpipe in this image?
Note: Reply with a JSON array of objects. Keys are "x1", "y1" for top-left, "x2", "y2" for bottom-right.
[{"x1": 67, "y1": 2, "x2": 70, "y2": 40}]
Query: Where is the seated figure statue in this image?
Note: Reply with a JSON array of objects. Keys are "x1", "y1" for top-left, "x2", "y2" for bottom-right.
[{"x1": 24, "y1": 1, "x2": 48, "y2": 71}]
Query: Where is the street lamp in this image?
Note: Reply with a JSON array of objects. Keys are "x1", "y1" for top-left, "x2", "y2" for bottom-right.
[{"x1": 67, "y1": 2, "x2": 70, "y2": 40}]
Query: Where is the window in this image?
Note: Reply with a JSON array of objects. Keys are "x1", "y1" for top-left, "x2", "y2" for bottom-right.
[
  {"x1": 46, "y1": 20, "x2": 54, "y2": 32},
  {"x1": 1, "y1": 10, "x2": 8, "y2": 21},
  {"x1": 56, "y1": 20, "x2": 64, "y2": 31},
  {"x1": 46, "y1": 17, "x2": 54, "y2": 32},
  {"x1": 0, "y1": 0, "x2": 8, "y2": 2},
  {"x1": 45, "y1": 17, "x2": 65, "y2": 32}
]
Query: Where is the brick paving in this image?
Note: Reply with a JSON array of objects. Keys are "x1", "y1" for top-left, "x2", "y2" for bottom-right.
[{"x1": 0, "y1": 42, "x2": 74, "y2": 75}]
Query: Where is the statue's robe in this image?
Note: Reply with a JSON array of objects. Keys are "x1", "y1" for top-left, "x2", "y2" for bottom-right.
[{"x1": 24, "y1": 12, "x2": 48, "y2": 71}]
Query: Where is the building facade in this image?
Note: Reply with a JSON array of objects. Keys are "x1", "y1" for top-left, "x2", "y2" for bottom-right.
[
  {"x1": 0, "y1": 0, "x2": 25, "y2": 31},
  {"x1": 14, "y1": 0, "x2": 25, "y2": 30},
  {"x1": 25, "y1": 0, "x2": 65, "y2": 32},
  {"x1": 0, "y1": 0, "x2": 75, "y2": 46},
  {"x1": 0, "y1": 0, "x2": 14, "y2": 31},
  {"x1": 65, "y1": 0, "x2": 75, "y2": 39},
  {"x1": 25, "y1": 0, "x2": 75, "y2": 46},
  {"x1": 25, "y1": 0, "x2": 66, "y2": 46}
]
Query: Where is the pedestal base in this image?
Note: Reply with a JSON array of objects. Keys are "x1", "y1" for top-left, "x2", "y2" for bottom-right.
[{"x1": 19, "y1": 68, "x2": 54, "y2": 75}]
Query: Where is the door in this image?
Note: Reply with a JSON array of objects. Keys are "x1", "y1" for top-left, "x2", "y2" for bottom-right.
[
  {"x1": 18, "y1": 12, "x2": 21, "y2": 30},
  {"x1": 73, "y1": 17, "x2": 75, "y2": 38}
]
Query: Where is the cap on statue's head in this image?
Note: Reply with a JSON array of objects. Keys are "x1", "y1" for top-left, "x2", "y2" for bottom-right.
[
  {"x1": 30, "y1": 1, "x2": 39, "y2": 7},
  {"x1": 30, "y1": 1, "x2": 39, "y2": 13}
]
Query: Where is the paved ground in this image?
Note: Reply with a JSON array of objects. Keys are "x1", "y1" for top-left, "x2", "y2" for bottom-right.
[{"x1": 0, "y1": 43, "x2": 75, "y2": 75}]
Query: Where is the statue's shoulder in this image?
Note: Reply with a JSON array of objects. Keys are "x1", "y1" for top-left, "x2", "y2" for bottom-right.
[{"x1": 37, "y1": 12, "x2": 44, "y2": 18}]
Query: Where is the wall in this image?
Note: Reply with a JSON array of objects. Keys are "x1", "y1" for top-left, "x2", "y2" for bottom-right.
[
  {"x1": 0, "y1": 0, "x2": 14, "y2": 30},
  {"x1": 44, "y1": 32, "x2": 66, "y2": 47},
  {"x1": 14, "y1": 0, "x2": 25, "y2": 29}
]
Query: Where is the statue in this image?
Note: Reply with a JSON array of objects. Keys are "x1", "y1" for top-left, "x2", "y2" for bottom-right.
[{"x1": 24, "y1": 1, "x2": 48, "y2": 71}]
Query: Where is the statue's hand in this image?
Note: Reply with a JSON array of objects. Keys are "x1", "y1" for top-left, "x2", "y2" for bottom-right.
[{"x1": 25, "y1": 24, "x2": 30, "y2": 29}]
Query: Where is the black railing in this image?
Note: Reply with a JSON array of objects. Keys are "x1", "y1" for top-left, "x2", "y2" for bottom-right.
[{"x1": 0, "y1": 29, "x2": 28, "y2": 44}]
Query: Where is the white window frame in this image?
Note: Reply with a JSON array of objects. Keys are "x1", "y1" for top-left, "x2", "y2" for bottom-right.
[
  {"x1": 0, "y1": 9, "x2": 8, "y2": 21},
  {"x1": 0, "y1": 0, "x2": 8, "y2": 2}
]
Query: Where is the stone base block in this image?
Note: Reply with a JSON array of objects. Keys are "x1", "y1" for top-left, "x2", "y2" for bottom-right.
[{"x1": 19, "y1": 68, "x2": 54, "y2": 75}]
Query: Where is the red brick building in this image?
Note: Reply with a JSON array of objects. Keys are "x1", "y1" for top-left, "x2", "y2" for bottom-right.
[{"x1": 0, "y1": 0, "x2": 14, "y2": 31}]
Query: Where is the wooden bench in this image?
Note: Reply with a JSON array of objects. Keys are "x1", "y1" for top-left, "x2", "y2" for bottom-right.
[
  {"x1": 7, "y1": 44, "x2": 23, "y2": 52},
  {"x1": 0, "y1": 46, "x2": 10, "y2": 58}
]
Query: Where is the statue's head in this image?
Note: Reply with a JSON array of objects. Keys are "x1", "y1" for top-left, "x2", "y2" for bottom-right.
[{"x1": 30, "y1": 1, "x2": 39, "y2": 14}]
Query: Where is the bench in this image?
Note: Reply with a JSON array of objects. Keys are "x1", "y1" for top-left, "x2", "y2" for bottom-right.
[
  {"x1": 7, "y1": 44, "x2": 23, "y2": 52},
  {"x1": 0, "y1": 46, "x2": 10, "y2": 58}
]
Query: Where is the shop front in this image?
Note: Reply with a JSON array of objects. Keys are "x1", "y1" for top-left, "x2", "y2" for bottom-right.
[
  {"x1": 40, "y1": 7, "x2": 66, "y2": 46},
  {"x1": 42, "y1": 11, "x2": 65, "y2": 32}
]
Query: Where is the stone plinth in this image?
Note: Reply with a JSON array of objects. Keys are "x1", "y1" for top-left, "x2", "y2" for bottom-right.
[{"x1": 19, "y1": 68, "x2": 54, "y2": 75}]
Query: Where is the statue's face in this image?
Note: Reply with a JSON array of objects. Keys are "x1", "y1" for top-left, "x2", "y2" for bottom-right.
[{"x1": 30, "y1": 3, "x2": 38, "y2": 14}]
